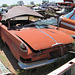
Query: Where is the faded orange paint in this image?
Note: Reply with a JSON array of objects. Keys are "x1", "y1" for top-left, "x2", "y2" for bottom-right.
[
  {"x1": 0, "y1": 24, "x2": 74, "y2": 63},
  {"x1": 50, "y1": 25, "x2": 75, "y2": 37}
]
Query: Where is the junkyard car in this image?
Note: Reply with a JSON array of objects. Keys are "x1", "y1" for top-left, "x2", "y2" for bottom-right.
[
  {"x1": 0, "y1": 6, "x2": 74, "y2": 69},
  {"x1": 58, "y1": 8, "x2": 75, "y2": 38},
  {"x1": 59, "y1": 8, "x2": 75, "y2": 31}
]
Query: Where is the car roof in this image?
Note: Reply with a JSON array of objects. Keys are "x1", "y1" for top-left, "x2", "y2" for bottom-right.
[{"x1": 2, "y1": 6, "x2": 43, "y2": 20}]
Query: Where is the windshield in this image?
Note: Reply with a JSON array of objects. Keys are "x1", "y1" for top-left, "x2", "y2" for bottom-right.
[
  {"x1": 10, "y1": 18, "x2": 57, "y2": 30},
  {"x1": 37, "y1": 19, "x2": 57, "y2": 26},
  {"x1": 24, "y1": 18, "x2": 57, "y2": 29}
]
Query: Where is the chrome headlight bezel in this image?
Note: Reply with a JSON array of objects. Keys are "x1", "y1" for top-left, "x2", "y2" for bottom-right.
[
  {"x1": 20, "y1": 42, "x2": 28, "y2": 52},
  {"x1": 70, "y1": 35, "x2": 75, "y2": 39}
]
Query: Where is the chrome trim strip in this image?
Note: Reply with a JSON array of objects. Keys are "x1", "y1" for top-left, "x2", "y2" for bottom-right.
[
  {"x1": 38, "y1": 29, "x2": 63, "y2": 47},
  {"x1": 52, "y1": 43, "x2": 63, "y2": 47},
  {"x1": 38, "y1": 29, "x2": 57, "y2": 43},
  {"x1": 61, "y1": 22, "x2": 75, "y2": 29},
  {"x1": 18, "y1": 59, "x2": 58, "y2": 69},
  {"x1": 18, "y1": 55, "x2": 68, "y2": 69},
  {"x1": 20, "y1": 42, "x2": 28, "y2": 52}
]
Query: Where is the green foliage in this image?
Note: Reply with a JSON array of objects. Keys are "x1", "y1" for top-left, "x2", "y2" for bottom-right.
[
  {"x1": 11, "y1": 4, "x2": 18, "y2": 6},
  {"x1": 0, "y1": 55, "x2": 7, "y2": 64},
  {"x1": 2, "y1": 4, "x2": 8, "y2": 7},
  {"x1": 35, "y1": 4, "x2": 41, "y2": 6}
]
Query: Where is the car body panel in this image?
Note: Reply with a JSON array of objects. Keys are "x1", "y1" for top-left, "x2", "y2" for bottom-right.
[
  {"x1": 0, "y1": 6, "x2": 74, "y2": 69},
  {"x1": 0, "y1": 23, "x2": 74, "y2": 57},
  {"x1": 0, "y1": 22, "x2": 74, "y2": 69},
  {"x1": 60, "y1": 18, "x2": 75, "y2": 31},
  {"x1": 12, "y1": 28, "x2": 55, "y2": 50},
  {"x1": 50, "y1": 25, "x2": 75, "y2": 39},
  {"x1": 11, "y1": 28, "x2": 74, "y2": 51}
]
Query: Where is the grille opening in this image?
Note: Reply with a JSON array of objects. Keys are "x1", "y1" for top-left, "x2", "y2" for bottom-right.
[
  {"x1": 20, "y1": 56, "x2": 32, "y2": 63},
  {"x1": 50, "y1": 50, "x2": 61, "y2": 59},
  {"x1": 26, "y1": 59, "x2": 31, "y2": 62},
  {"x1": 20, "y1": 56, "x2": 25, "y2": 63}
]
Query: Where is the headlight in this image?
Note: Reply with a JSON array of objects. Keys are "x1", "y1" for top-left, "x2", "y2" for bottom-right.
[
  {"x1": 20, "y1": 42, "x2": 28, "y2": 52},
  {"x1": 70, "y1": 35, "x2": 75, "y2": 39}
]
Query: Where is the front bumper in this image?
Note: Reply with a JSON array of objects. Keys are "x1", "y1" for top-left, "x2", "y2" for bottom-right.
[{"x1": 18, "y1": 55, "x2": 67, "y2": 69}]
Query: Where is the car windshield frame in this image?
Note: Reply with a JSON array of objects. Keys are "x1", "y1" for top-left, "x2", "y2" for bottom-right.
[
  {"x1": 23, "y1": 18, "x2": 57, "y2": 29},
  {"x1": 6, "y1": 17, "x2": 57, "y2": 30}
]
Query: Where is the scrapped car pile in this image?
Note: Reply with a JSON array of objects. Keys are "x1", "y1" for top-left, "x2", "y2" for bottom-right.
[{"x1": 0, "y1": 6, "x2": 75, "y2": 69}]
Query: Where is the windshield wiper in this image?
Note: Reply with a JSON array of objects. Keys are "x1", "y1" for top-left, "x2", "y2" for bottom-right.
[{"x1": 24, "y1": 23, "x2": 35, "y2": 27}]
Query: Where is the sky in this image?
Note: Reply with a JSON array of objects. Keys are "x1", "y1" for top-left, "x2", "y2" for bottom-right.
[{"x1": 0, "y1": 0, "x2": 63, "y2": 6}]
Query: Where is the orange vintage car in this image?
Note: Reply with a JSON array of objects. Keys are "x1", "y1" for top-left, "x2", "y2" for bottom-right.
[
  {"x1": 59, "y1": 8, "x2": 75, "y2": 31},
  {"x1": 0, "y1": 6, "x2": 74, "y2": 69}
]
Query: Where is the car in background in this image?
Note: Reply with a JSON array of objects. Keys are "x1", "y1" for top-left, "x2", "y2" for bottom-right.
[
  {"x1": 0, "y1": 8, "x2": 8, "y2": 21},
  {"x1": 36, "y1": 18, "x2": 75, "y2": 39},
  {"x1": 58, "y1": 0, "x2": 75, "y2": 9},
  {"x1": 56, "y1": 8, "x2": 70, "y2": 15},
  {"x1": 59, "y1": 8, "x2": 75, "y2": 31}
]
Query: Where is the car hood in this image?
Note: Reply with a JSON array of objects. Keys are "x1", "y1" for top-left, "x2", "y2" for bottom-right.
[{"x1": 13, "y1": 28, "x2": 74, "y2": 50}]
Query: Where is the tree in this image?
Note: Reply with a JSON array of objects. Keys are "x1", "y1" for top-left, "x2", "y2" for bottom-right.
[
  {"x1": 11, "y1": 4, "x2": 18, "y2": 6},
  {"x1": 30, "y1": 1, "x2": 34, "y2": 5},
  {"x1": 17, "y1": 1, "x2": 24, "y2": 6},
  {"x1": 35, "y1": 4, "x2": 41, "y2": 6},
  {"x1": 2, "y1": 4, "x2": 8, "y2": 7}
]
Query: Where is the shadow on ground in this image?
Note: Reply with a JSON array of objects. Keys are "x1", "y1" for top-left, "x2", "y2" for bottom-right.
[
  {"x1": 0, "y1": 38, "x2": 21, "y2": 74},
  {"x1": 2, "y1": 45, "x2": 21, "y2": 70}
]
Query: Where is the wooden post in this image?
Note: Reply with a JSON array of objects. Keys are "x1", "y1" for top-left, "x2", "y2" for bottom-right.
[{"x1": 8, "y1": 20, "x2": 10, "y2": 30}]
